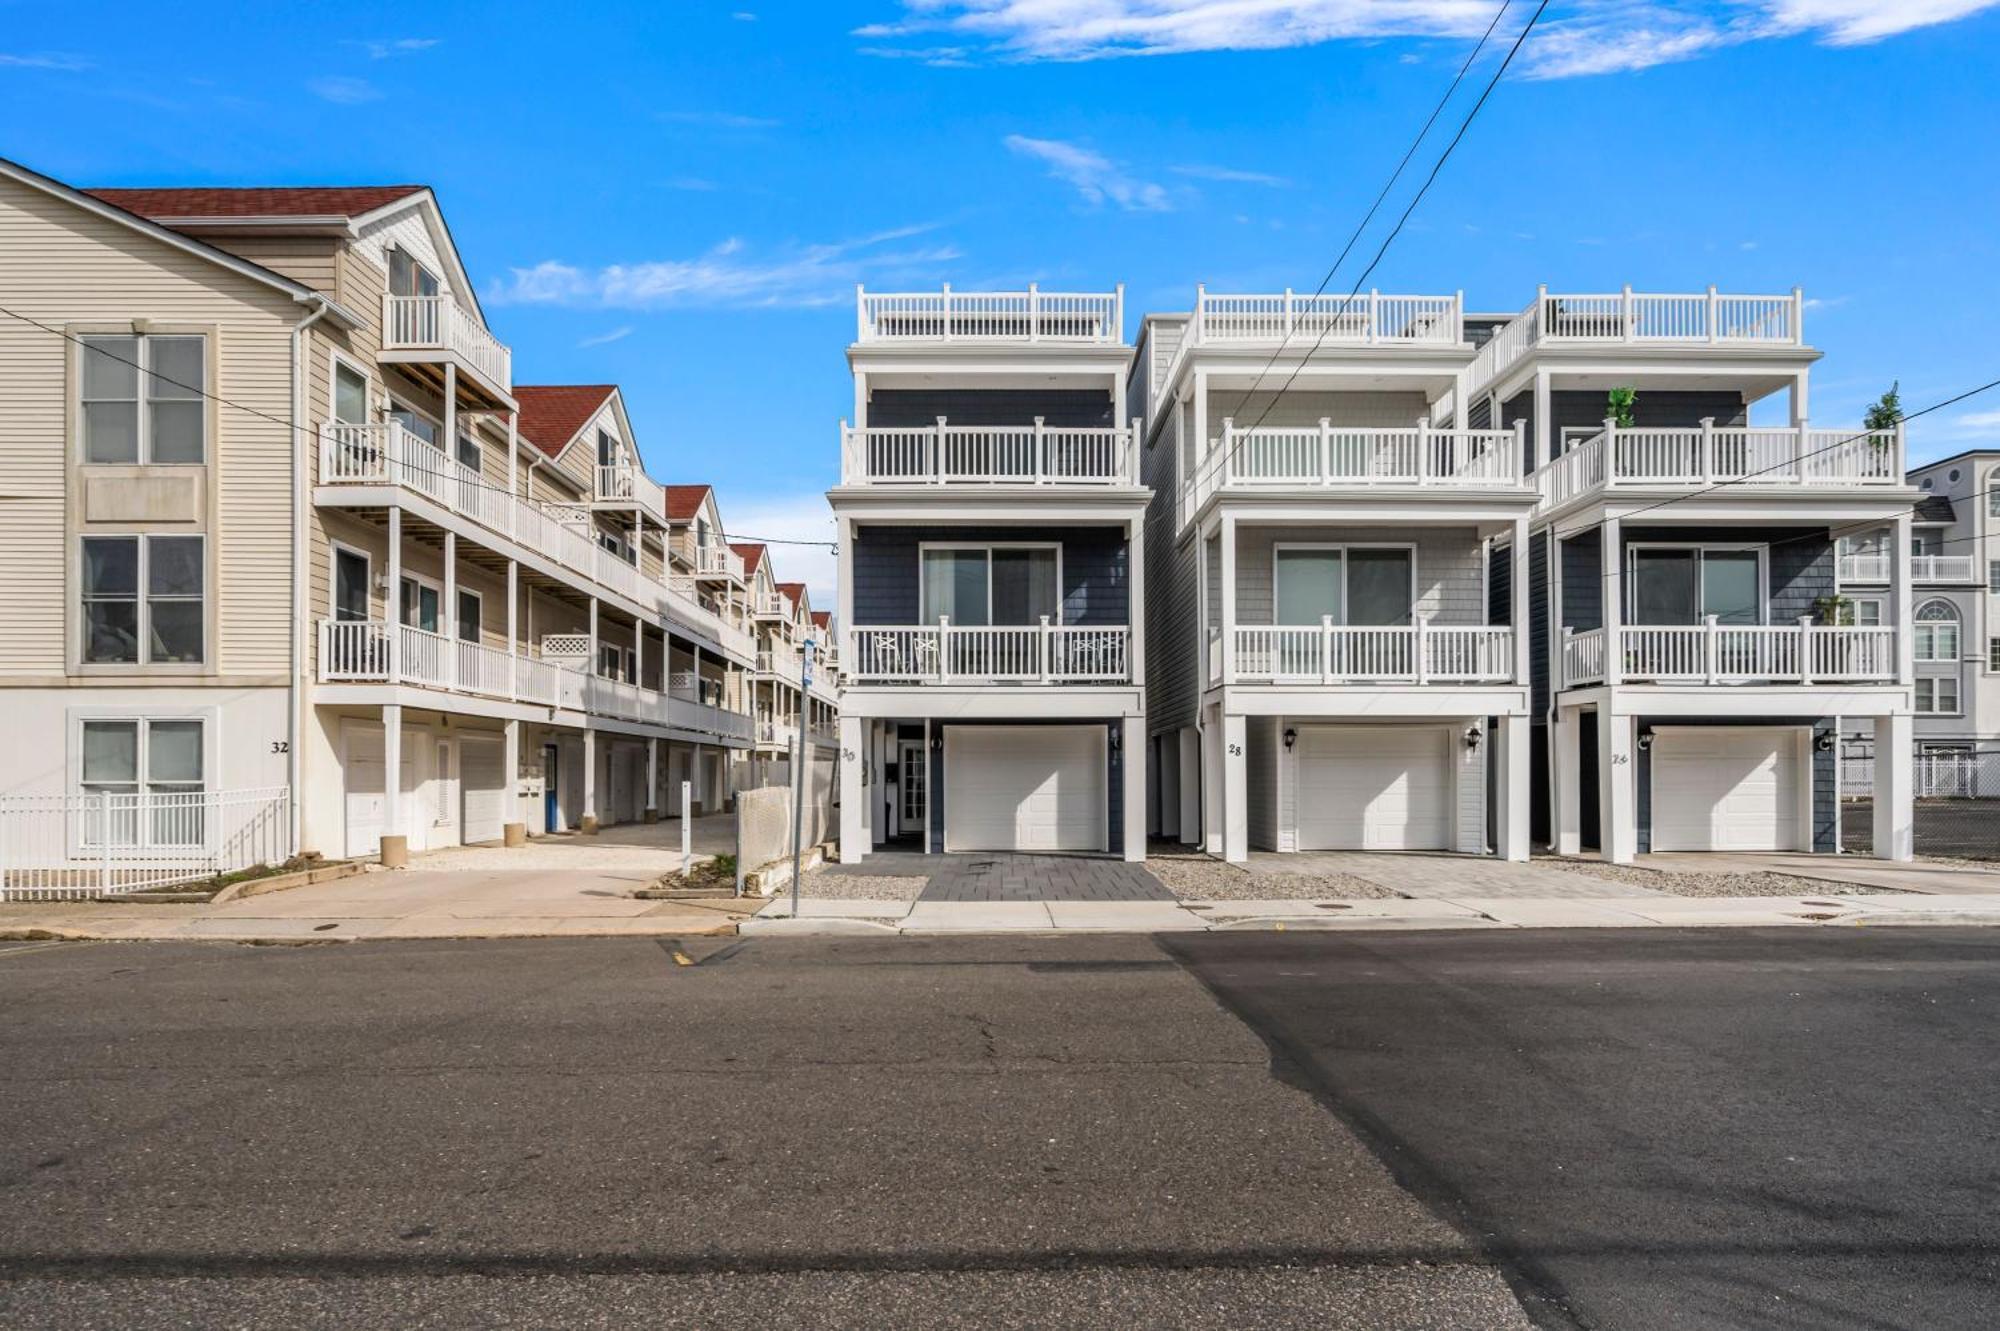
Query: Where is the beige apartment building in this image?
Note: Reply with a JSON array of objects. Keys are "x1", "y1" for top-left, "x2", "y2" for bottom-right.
[{"x1": 0, "y1": 156, "x2": 827, "y2": 882}]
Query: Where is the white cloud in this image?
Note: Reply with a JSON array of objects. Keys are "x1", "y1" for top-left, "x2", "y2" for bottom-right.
[
  {"x1": 667, "y1": 177, "x2": 720, "y2": 191},
  {"x1": 1004, "y1": 135, "x2": 1171, "y2": 211},
  {"x1": 1943, "y1": 407, "x2": 2000, "y2": 436},
  {"x1": 859, "y1": 2, "x2": 2000, "y2": 78},
  {"x1": 354, "y1": 37, "x2": 440, "y2": 58},
  {"x1": 308, "y1": 76, "x2": 383, "y2": 104},
  {"x1": 733, "y1": 10, "x2": 759, "y2": 19},
  {"x1": 577, "y1": 326, "x2": 635, "y2": 348},
  {"x1": 715, "y1": 493, "x2": 840, "y2": 609},
  {"x1": 1171, "y1": 162, "x2": 1288, "y2": 186},
  {"x1": 0, "y1": 52, "x2": 92, "y2": 71},
  {"x1": 488, "y1": 224, "x2": 961, "y2": 310},
  {"x1": 659, "y1": 109, "x2": 780, "y2": 129}
]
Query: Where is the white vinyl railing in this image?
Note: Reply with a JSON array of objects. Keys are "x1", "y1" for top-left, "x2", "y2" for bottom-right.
[
  {"x1": 380, "y1": 293, "x2": 512, "y2": 391},
  {"x1": 841, "y1": 422, "x2": 1137, "y2": 485},
  {"x1": 1228, "y1": 623, "x2": 1514, "y2": 684},
  {"x1": 317, "y1": 620, "x2": 754, "y2": 742},
  {"x1": 1532, "y1": 421, "x2": 1902, "y2": 510},
  {"x1": 0, "y1": 786, "x2": 290, "y2": 901},
  {"x1": 319, "y1": 422, "x2": 741, "y2": 661},
  {"x1": 847, "y1": 621, "x2": 1130, "y2": 684},
  {"x1": 595, "y1": 463, "x2": 666, "y2": 520},
  {"x1": 1181, "y1": 420, "x2": 1524, "y2": 524},
  {"x1": 1192, "y1": 287, "x2": 1462, "y2": 346},
  {"x1": 1564, "y1": 620, "x2": 1897, "y2": 687},
  {"x1": 1841, "y1": 553, "x2": 1978, "y2": 584},
  {"x1": 691, "y1": 541, "x2": 746, "y2": 581},
  {"x1": 1464, "y1": 285, "x2": 1804, "y2": 399},
  {"x1": 753, "y1": 593, "x2": 792, "y2": 619},
  {"x1": 857, "y1": 284, "x2": 1123, "y2": 344}
]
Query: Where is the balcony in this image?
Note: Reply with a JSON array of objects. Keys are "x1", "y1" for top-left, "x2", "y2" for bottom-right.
[
  {"x1": 317, "y1": 620, "x2": 755, "y2": 742},
  {"x1": 1839, "y1": 553, "x2": 1979, "y2": 584},
  {"x1": 755, "y1": 647, "x2": 801, "y2": 677},
  {"x1": 594, "y1": 463, "x2": 666, "y2": 520},
  {"x1": 379, "y1": 294, "x2": 513, "y2": 397},
  {"x1": 1211, "y1": 624, "x2": 1515, "y2": 686},
  {"x1": 690, "y1": 541, "x2": 745, "y2": 583},
  {"x1": 1468, "y1": 286, "x2": 1804, "y2": 398},
  {"x1": 841, "y1": 422, "x2": 1137, "y2": 486},
  {"x1": 1190, "y1": 287, "x2": 1462, "y2": 347},
  {"x1": 753, "y1": 593, "x2": 791, "y2": 621},
  {"x1": 317, "y1": 423, "x2": 743, "y2": 658},
  {"x1": 857, "y1": 284, "x2": 1123, "y2": 344},
  {"x1": 1534, "y1": 423, "x2": 1902, "y2": 512},
  {"x1": 1561, "y1": 622, "x2": 1897, "y2": 688},
  {"x1": 848, "y1": 623, "x2": 1130, "y2": 685},
  {"x1": 1181, "y1": 422, "x2": 1526, "y2": 526}
]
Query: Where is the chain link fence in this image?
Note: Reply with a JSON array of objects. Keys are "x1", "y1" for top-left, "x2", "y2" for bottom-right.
[{"x1": 1841, "y1": 740, "x2": 2000, "y2": 859}]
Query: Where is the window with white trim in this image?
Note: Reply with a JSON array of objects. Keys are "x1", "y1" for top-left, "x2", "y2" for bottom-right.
[
  {"x1": 1914, "y1": 676, "x2": 1960, "y2": 714},
  {"x1": 81, "y1": 334, "x2": 206, "y2": 464},
  {"x1": 920, "y1": 545, "x2": 1061, "y2": 626},
  {"x1": 1914, "y1": 599, "x2": 1960, "y2": 661},
  {"x1": 455, "y1": 432, "x2": 481, "y2": 474},
  {"x1": 388, "y1": 247, "x2": 440, "y2": 299},
  {"x1": 1837, "y1": 598, "x2": 1882, "y2": 628},
  {"x1": 81, "y1": 535, "x2": 204, "y2": 665},
  {"x1": 1990, "y1": 637, "x2": 2000, "y2": 673},
  {"x1": 1989, "y1": 475, "x2": 2000, "y2": 517},
  {"x1": 79, "y1": 717, "x2": 205, "y2": 846},
  {"x1": 1989, "y1": 560, "x2": 2000, "y2": 596}
]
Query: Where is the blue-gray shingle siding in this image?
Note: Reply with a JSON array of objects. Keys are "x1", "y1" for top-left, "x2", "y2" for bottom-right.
[{"x1": 850, "y1": 526, "x2": 1129, "y2": 627}]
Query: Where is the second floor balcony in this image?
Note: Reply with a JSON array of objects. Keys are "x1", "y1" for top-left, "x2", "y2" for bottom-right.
[
  {"x1": 379, "y1": 293, "x2": 513, "y2": 399},
  {"x1": 1562, "y1": 621, "x2": 1898, "y2": 689},
  {"x1": 1534, "y1": 422, "x2": 1903, "y2": 513},
  {"x1": 594, "y1": 462, "x2": 666, "y2": 519},
  {"x1": 1213, "y1": 622, "x2": 1516, "y2": 686},
  {"x1": 848, "y1": 622, "x2": 1130, "y2": 686},
  {"x1": 317, "y1": 619, "x2": 754, "y2": 743},
  {"x1": 840, "y1": 421, "x2": 1138, "y2": 487},
  {"x1": 1838, "y1": 553, "x2": 1980, "y2": 584}
]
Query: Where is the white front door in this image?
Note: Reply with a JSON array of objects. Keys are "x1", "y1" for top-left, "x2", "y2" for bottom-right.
[
  {"x1": 428, "y1": 738, "x2": 459, "y2": 849},
  {"x1": 944, "y1": 725, "x2": 1105, "y2": 853},
  {"x1": 343, "y1": 722, "x2": 385, "y2": 858},
  {"x1": 1295, "y1": 726, "x2": 1451, "y2": 851},
  {"x1": 899, "y1": 739, "x2": 926, "y2": 837},
  {"x1": 460, "y1": 736, "x2": 507, "y2": 845},
  {"x1": 1652, "y1": 728, "x2": 1802, "y2": 852}
]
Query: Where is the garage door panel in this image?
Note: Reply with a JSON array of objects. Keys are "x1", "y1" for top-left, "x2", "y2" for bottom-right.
[
  {"x1": 946, "y1": 726, "x2": 1105, "y2": 853},
  {"x1": 1297, "y1": 727, "x2": 1449, "y2": 851},
  {"x1": 1653, "y1": 728, "x2": 1800, "y2": 852},
  {"x1": 461, "y1": 737, "x2": 507, "y2": 846}
]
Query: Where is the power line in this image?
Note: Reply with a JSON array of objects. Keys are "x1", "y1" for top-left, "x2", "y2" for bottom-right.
[{"x1": 1212, "y1": 0, "x2": 1514, "y2": 425}]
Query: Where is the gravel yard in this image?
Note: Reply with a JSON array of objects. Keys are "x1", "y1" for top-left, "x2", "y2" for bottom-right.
[
  {"x1": 786, "y1": 871, "x2": 928, "y2": 902},
  {"x1": 1545, "y1": 859, "x2": 1910, "y2": 899},
  {"x1": 1144, "y1": 853, "x2": 1404, "y2": 901}
]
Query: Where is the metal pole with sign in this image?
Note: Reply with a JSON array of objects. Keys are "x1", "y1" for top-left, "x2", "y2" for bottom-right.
[{"x1": 790, "y1": 639, "x2": 816, "y2": 917}]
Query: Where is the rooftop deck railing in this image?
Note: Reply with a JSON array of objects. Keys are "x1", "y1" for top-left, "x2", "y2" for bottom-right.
[
  {"x1": 857, "y1": 284, "x2": 1123, "y2": 344},
  {"x1": 1533, "y1": 421, "x2": 1902, "y2": 511},
  {"x1": 1191, "y1": 287, "x2": 1463, "y2": 346},
  {"x1": 380, "y1": 294, "x2": 513, "y2": 393}
]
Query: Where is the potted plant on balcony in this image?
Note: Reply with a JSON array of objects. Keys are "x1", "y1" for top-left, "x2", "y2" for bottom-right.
[
  {"x1": 1812, "y1": 594, "x2": 1854, "y2": 626},
  {"x1": 1606, "y1": 386, "x2": 1638, "y2": 429},
  {"x1": 1863, "y1": 381, "x2": 1902, "y2": 455}
]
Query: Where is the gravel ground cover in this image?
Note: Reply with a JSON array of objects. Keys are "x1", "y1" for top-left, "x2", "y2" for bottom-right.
[
  {"x1": 1144, "y1": 854, "x2": 1404, "y2": 901},
  {"x1": 786, "y1": 871, "x2": 927, "y2": 902},
  {"x1": 1546, "y1": 859, "x2": 1909, "y2": 898}
]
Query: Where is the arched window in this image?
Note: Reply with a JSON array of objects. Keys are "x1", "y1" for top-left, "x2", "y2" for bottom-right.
[{"x1": 1914, "y1": 599, "x2": 1959, "y2": 661}]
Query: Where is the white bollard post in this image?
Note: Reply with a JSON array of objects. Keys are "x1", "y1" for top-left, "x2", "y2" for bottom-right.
[{"x1": 680, "y1": 779, "x2": 692, "y2": 879}]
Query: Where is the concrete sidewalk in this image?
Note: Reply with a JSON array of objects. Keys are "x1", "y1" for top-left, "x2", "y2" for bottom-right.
[{"x1": 743, "y1": 891, "x2": 2000, "y2": 935}]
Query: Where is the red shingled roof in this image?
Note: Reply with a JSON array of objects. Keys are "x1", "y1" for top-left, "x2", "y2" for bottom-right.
[
  {"x1": 810, "y1": 611, "x2": 831, "y2": 629},
  {"x1": 514, "y1": 385, "x2": 616, "y2": 459},
  {"x1": 776, "y1": 582, "x2": 806, "y2": 607},
  {"x1": 86, "y1": 185, "x2": 426, "y2": 220},
  {"x1": 730, "y1": 543, "x2": 766, "y2": 575},
  {"x1": 664, "y1": 485, "x2": 712, "y2": 521}
]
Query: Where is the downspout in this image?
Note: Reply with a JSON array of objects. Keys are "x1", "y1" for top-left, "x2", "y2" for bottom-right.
[{"x1": 288, "y1": 293, "x2": 335, "y2": 858}]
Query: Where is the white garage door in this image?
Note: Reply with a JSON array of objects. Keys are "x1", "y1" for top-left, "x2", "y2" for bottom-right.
[
  {"x1": 1296, "y1": 726, "x2": 1450, "y2": 851},
  {"x1": 945, "y1": 726, "x2": 1105, "y2": 853},
  {"x1": 460, "y1": 736, "x2": 508, "y2": 845},
  {"x1": 1653, "y1": 728, "x2": 1802, "y2": 852},
  {"x1": 343, "y1": 722, "x2": 417, "y2": 858}
]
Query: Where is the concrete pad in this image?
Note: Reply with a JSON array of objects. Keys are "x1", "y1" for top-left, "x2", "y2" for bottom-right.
[
  {"x1": 1842, "y1": 892, "x2": 2000, "y2": 914},
  {"x1": 1044, "y1": 901, "x2": 1208, "y2": 932},
  {"x1": 1208, "y1": 914, "x2": 1511, "y2": 932},
  {"x1": 1182, "y1": 898, "x2": 1489, "y2": 920},
  {"x1": 900, "y1": 901, "x2": 1056, "y2": 932}
]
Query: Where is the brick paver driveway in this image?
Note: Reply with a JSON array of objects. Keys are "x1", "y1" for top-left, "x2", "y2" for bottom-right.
[{"x1": 917, "y1": 854, "x2": 1174, "y2": 902}]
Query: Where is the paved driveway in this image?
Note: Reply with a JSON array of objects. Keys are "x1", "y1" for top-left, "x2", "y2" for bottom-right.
[{"x1": 919, "y1": 854, "x2": 1174, "y2": 903}]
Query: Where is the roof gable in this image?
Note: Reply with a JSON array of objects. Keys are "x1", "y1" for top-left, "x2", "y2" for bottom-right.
[
  {"x1": 514, "y1": 384, "x2": 618, "y2": 460},
  {"x1": 664, "y1": 485, "x2": 714, "y2": 522}
]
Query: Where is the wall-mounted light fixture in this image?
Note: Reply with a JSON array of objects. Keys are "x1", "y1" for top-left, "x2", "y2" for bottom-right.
[
  {"x1": 1814, "y1": 732, "x2": 1835, "y2": 754},
  {"x1": 1108, "y1": 725, "x2": 1120, "y2": 754},
  {"x1": 1283, "y1": 727, "x2": 1298, "y2": 751},
  {"x1": 1637, "y1": 728, "x2": 1655, "y2": 752},
  {"x1": 1464, "y1": 725, "x2": 1482, "y2": 751}
]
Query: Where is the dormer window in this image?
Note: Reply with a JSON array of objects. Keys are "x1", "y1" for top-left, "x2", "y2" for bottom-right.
[{"x1": 388, "y1": 247, "x2": 440, "y2": 300}]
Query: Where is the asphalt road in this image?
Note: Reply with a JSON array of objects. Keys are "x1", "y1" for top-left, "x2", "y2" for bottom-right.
[
  {"x1": 4, "y1": 929, "x2": 1995, "y2": 1330},
  {"x1": 0, "y1": 934, "x2": 1525, "y2": 1330},
  {"x1": 1164, "y1": 927, "x2": 2000, "y2": 1330}
]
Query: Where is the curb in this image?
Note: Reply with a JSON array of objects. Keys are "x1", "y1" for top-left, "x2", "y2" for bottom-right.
[{"x1": 739, "y1": 915, "x2": 900, "y2": 937}]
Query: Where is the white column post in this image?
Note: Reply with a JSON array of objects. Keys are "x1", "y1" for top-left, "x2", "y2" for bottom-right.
[
  {"x1": 587, "y1": 596, "x2": 599, "y2": 681},
  {"x1": 582, "y1": 726, "x2": 598, "y2": 833},
  {"x1": 1601, "y1": 516, "x2": 1623, "y2": 687},
  {"x1": 1893, "y1": 512, "x2": 1914, "y2": 685},
  {"x1": 1219, "y1": 512, "x2": 1237, "y2": 684},
  {"x1": 503, "y1": 717, "x2": 522, "y2": 845},
  {"x1": 934, "y1": 415, "x2": 947, "y2": 483},
  {"x1": 1598, "y1": 709, "x2": 1636, "y2": 865},
  {"x1": 839, "y1": 714, "x2": 866, "y2": 863},
  {"x1": 1554, "y1": 705, "x2": 1582, "y2": 857},
  {"x1": 1127, "y1": 511, "x2": 1145, "y2": 684},
  {"x1": 1511, "y1": 518, "x2": 1532, "y2": 685},
  {"x1": 1202, "y1": 713, "x2": 1223, "y2": 856},
  {"x1": 506, "y1": 559, "x2": 519, "y2": 700},
  {"x1": 1873, "y1": 711, "x2": 1914, "y2": 862},
  {"x1": 1798, "y1": 615, "x2": 1815, "y2": 686},
  {"x1": 386, "y1": 506, "x2": 403, "y2": 680},
  {"x1": 1532, "y1": 369, "x2": 1551, "y2": 471},
  {"x1": 646, "y1": 737, "x2": 659, "y2": 821},
  {"x1": 1122, "y1": 714, "x2": 1146, "y2": 863},
  {"x1": 1704, "y1": 613, "x2": 1721, "y2": 685},
  {"x1": 381, "y1": 703, "x2": 405, "y2": 865},
  {"x1": 442, "y1": 529, "x2": 457, "y2": 689},
  {"x1": 1498, "y1": 712, "x2": 1530, "y2": 862},
  {"x1": 442, "y1": 362, "x2": 457, "y2": 465},
  {"x1": 1178, "y1": 726, "x2": 1200, "y2": 847},
  {"x1": 1222, "y1": 712, "x2": 1248, "y2": 863},
  {"x1": 507, "y1": 412, "x2": 519, "y2": 533}
]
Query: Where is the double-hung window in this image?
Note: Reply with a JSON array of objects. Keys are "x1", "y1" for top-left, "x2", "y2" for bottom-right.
[
  {"x1": 1988, "y1": 560, "x2": 2000, "y2": 597},
  {"x1": 1915, "y1": 677, "x2": 1960, "y2": 714},
  {"x1": 399, "y1": 578, "x2": 441, "y2": 633},
  {"x1": 79, "y1": 717, "x2": 205, "y2": 846},
  {"x1": 1627, "y1": 547, "x2": 1762, "y2": 625},
  {"x1": 455, "y1": 432, "x2": 481, "y2": 474},
  {"x1": 81, "y1": 535, "x2": 204, "y2": 665},
  {"x1": 81, "y1": 334, "x2": 205, "y2": 464},
  {"x1": 1914, "y1": 600, "x2": 1960, "y2": 661}
]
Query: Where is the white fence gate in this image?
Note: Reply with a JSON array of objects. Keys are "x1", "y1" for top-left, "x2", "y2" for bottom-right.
[{"x1": 0, "y1": 787, "x2": 290, "y2": 901}]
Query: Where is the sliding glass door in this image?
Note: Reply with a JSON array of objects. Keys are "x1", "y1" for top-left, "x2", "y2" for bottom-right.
[
  {"x1": 1273, "y1": 547, "x2": 1415, "y2": 626},
  {"x1": 1628, "y1": 547, "x2": 1762, "y2": 624},
  {"x1": 920, "y1": 546, "x2": 1059, "y2": 626}
]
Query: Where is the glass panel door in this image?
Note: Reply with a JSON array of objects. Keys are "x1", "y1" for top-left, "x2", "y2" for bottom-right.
[
  {"x1": 1630, "y1": 549, "x2": 1698, "y2": 624},
  {"x1": 991, "y1": 548, "x2": 1058, "y2": 625},
  {"x1": 334, "y1": 550, "x2": 370, "y2": 622},
  {"x1": 1345, "y1": 549, "x2": 1415, "y2": 626},
  {"x1": 1700, "y1": 551, "x2": 1761, "y2": 625},
  {"x1": 333, "y1": 364, "x2": 369, "y2": 425},
  {"x1": 400, "y1": 579, "x2": 439, "y2": 632},
  {"x1": 1274, "y1": 549, "x2": 1343, "y2": 625},
  {"x1": 921, "y1": 549, "x2": 990, "y2": 626}
]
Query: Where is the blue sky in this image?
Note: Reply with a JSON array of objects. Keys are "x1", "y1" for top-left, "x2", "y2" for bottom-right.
[{"x1": 4, "y1": 0, "x2": 1999, "y2": 599}]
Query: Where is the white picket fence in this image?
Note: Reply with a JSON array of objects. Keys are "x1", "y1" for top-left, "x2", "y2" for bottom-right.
[{"x1": 0, "y1": 786, "x2": 290, "y2": 901}]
